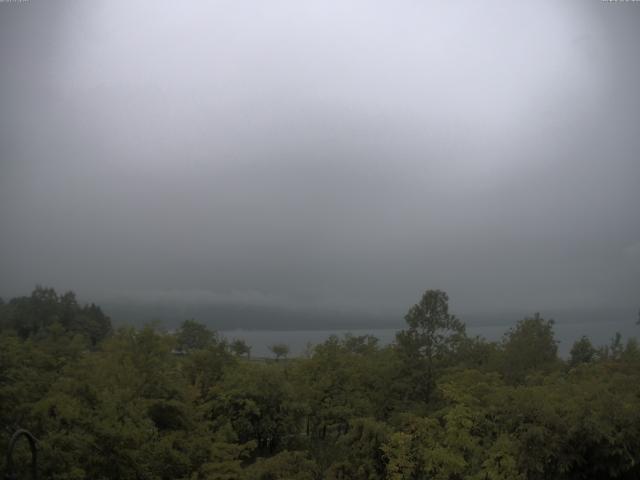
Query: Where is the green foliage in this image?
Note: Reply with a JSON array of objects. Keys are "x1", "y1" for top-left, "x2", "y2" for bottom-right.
[
  {"x1": 0, "y1": 286, "x2": 111, "y2": 345},
  {"x1": 244, "y1": 450, "x2": 318, "y2": 480},
  {"x1": 181, "y1": 341, "x2": 235, "y2": 400},
  {"x1": 230, "y1": 339, "x2": 252, "y2": 359},
  {"x1": 395, "y1": 289, "x2": 466, "y2": 402},
  {"x1": 2, "y1": 287, "x2": 640, "y2": 479},
  {"x1": 268, "y1": 343, "x2": 290, "y2": 361},
  {"x1": 324, "y1": 417, "x2": 390, "y2": 480},
  {"x1": 207, "y1": 363, "x2": 303, "y2": 454},
  {"x1": 569, "y1": 335, "x2": 597, "y2": 366},
  {"x1": 176, "y1": 319, "x2": 217, "y2": 352},
  {"x1": 501, "y1": 313, "x2": 559, "y2": 384}
]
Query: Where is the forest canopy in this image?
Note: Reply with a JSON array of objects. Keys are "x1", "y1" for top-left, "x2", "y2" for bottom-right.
[{"x1": 1, "y1": 287, "x2": 640, "y2": 479}]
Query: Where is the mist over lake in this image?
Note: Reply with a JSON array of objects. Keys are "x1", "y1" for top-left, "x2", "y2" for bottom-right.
[
  {"x1": 222, "y1": 314, "x2": 638, "y2": 358},
  {"x1": 100, "y1": 296, "x2": 638, "y2": 358},
  {"x1": 2, "y1": 1, "x2": 640, "y2": 477}
]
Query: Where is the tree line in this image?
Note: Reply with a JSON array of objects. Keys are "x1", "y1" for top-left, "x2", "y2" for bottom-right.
[{"x1": 1, "y1": 287, "x2": 639, "y2": 479}]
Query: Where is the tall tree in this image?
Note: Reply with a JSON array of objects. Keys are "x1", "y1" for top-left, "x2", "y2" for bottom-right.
[
  {"x1": 0, "y1": 286, "x2": 112, "y2": 345},
  {"x1": 569, "y1": 336, "x2": 597, "y2": 367},
  {"x1": 396, "y1": 289, "x2": 465, "y2": 402},
  {"x1": 175, "y1": 319, "x2": 216, "y2": 352},
  {"x1": 501, "y1": 313, "x2": 558, "y2": 383}
]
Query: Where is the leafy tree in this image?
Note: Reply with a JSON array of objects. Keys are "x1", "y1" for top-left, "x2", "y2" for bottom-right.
[
  {"x1": 244, "y1": 450, "x2": 318, "y2": 480},
  {"x1": 201, "y1": 423, "x2": 256, "y2": 480},
  {"x1": 230, "y1": 338, "x2": 252, "y2": 359},
  {"x1": 207, "y1": 363, "x2": 302, "y2": 454},
  {"x1": 598, "y1": 332, "x2": 625, "y2": 362},
  {"x1": 269, "y1": 343, "x2": 290, "y2": 361},
  {"x1": 395, "y1": 289, "x2": 466, "y2": 401},
  {"x1": 324, "y1": 417, "x2": 390, "y2": 480},
  {"x1": 0, "y1": 286, "x2": 111, "y2": 345},
  {"x1": 175, "y1": 318, "x2": 216, "y2": 351},
  {"x1": 292, "y1": 335, "x2": 393, "y2": 443},
  {"x1": 501, "y1": 313, "x2": 558, "y2": 384},
  {"x1": 4, "y1": 286, "x2": 640, "y2": 480},
  {"x1": 382, "y1": 431, "x2": 416, "y2": 480},
  {"x1": 621, "y1": 337, "x2": 640, "y2": 363},
  {"x1": 569, "y1": 336, "x2": 597, "y2": 367},
  {"x1": 73, "y1": 302, "x2": 112, "y2": 346},
  {"x1": 182, "y1": 342, "x2": 235, "y2": 399},
  {"x1": 342, "y1": 333, "x2": 379, "y2": 355}
]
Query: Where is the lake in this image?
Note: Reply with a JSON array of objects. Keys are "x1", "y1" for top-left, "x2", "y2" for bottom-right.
[{"x1": 222, "y1": 318, "x2": 639, "y2": 358}]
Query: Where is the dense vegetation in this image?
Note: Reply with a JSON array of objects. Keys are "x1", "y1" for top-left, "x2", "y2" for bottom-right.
[{"x1": 1, "y1": 287, "x2": 640, "y2": 479}]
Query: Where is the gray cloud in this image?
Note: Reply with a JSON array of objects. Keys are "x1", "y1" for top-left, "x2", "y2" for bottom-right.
[{"x1": 1, "y1": 0, "x2": 639, "y2": 319}]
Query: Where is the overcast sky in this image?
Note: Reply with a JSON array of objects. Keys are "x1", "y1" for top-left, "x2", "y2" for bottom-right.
[{"x1": 1, "y1": 0, "x2": 639, "y2": 317}]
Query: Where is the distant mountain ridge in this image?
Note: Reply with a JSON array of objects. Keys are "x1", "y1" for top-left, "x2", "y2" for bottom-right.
[
  {"x1": 102, "y1": 298, "x2": 637, "y2": 333},
  {"x1": 104, "y1": 300, "x2": 398, "y2": 331}
]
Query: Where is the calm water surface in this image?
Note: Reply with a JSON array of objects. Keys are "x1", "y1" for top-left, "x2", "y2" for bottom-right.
[{"x1": 222, "y1": 319, "x2": 639, "y2": 358}]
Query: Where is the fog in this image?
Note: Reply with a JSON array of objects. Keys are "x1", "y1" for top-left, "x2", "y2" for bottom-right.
[{"x1": 1, "y1": 1, "x2": 639, "y2": 323}]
